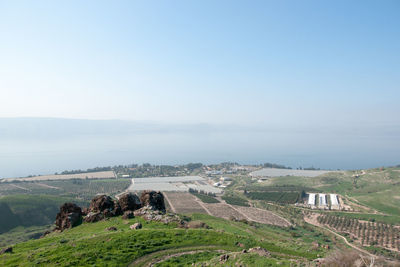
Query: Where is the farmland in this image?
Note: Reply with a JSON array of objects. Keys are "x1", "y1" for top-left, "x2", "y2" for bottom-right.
[
  {"x1": 127, "y1": 176, "x2": 222, "y2": 194},
  {"x1": 250, "y1": 168, "x2": 332, "y2": 178},
  {"x1": 163, "y1": 192, "x2": 291, "y2": 227},
  {"x1": 0, "y1": 179, "x2": 131, "y2": 200},
  {"x1": 2, "y1": 171, "x2": 116, "y2": 182}
]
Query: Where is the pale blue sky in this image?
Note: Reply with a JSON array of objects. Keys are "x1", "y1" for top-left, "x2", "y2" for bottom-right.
[{"x1": 0, "y1": 0, "x2": 399, "y2": 125}]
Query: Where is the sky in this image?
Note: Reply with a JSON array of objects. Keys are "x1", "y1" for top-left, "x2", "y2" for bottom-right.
[{"x1": 0, "y1": 0, "x2": 399, "y2": 126}]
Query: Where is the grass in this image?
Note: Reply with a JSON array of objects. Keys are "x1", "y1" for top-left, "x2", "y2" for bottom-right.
[
  {"x1": 222, "y1": 196, "x2": 249, "y2": 207},
  {"x1": 0, "y1": 225, "x2": 52, "y2": 247},
  {"x1": 0, "y1": 213, "x2": 330, "y2": 266},
  {"x1": 155, "y1": 251, "x2": 222, "y2": 267}
]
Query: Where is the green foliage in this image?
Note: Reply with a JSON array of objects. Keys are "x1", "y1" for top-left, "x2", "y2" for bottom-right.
[
  {"x1": 155, "y1": 251, "x2": 222, "y2": 266},
  {"x1": 221, "y1": 196, "x2": 249, "y2": 207},
  {"x1": 0, "y1": 203, "x2": 20, "y2": 234},
  {"x1": 190, "y1": 192, "x2": 219, "y2": 203},
  {"x1": 0, "y1": 195, "x2": 88, "y2": 228},
  {"x1": 246, "y1": 191, "x2": 301, "y2": 204}
]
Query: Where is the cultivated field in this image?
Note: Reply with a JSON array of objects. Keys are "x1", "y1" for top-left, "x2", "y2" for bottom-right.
[
  {"x1": 235, "y1": 206, "x2": 291, "y2": 227},
  {"x1": 128, "y1": 176, "x2": 222, "y2": 194},
  {"x1": 2, "y1": 171, "x2": 116, "y2": 182},
  {"x1": 164, "y1": 192, "x2": 207, "y2": 214},
  {"x1": 250, "y1": 168, "x2": 331, "y2": 177},
  {"x1": 164, "y1": 192, "x2": 290, "y2": 227},
  {"x1": 204, "y1": 203, "x2": 247, "y2": 221}
]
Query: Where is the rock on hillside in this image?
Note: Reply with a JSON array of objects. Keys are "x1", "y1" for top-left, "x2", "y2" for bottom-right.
[
  {"x1": 84, "y1": 195, "x2": 123, "y2": 223},
  {"x1": 55, "y1": 203, "x2": 82, "y2": 231},
  {"x1": 118, "y1": 193, "x2": 141, "y2": 212},
  {"x1": 140, "y1": 190, "x2": 165, "y2": 212}
]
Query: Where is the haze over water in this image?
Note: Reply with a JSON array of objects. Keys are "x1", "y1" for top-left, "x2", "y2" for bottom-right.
[{"x1": 1, "y1": 118, "x2": 398, "y2": 178}]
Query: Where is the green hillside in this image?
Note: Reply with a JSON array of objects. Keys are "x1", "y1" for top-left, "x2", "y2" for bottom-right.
[
  {"x1": 0, "y1": 203, "x2": 20, "y2": 234},
  {"x1": 0, "y1": 214, "x2": 334, "y2": 266},
  {"x1": 0, "y1": 195, "x2": 88, "y2": 228}
]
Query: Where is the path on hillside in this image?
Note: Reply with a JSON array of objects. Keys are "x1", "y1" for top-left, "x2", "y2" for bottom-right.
[
  {"x1": 36, "y1": 183, "x2": 60, "y2": 190},
  {"x1": 9, "y1": 184, "x2": 30, "y2": 191},
  {"x1": 304, "y1": 213, "x2": 375, "y2": 258},
  {"x1": 128, "y1": 245, "x2": 223, "y2": 267},
  {"x1": 149, "y1": 249, "x2": 226, "y2": 266}
]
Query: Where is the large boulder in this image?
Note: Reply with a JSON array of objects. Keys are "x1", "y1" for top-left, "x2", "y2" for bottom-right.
[
  {"x1": 89, "y1": 195, "x2": 115, "y2": 213},
  {"x1": 84, "y1": 212, "x2": 104, "y2": 223},
  {"x1": 118, "y1": 193, "x2": 141, "y2": 212},
  {"x1": 55, "y1": 203, "x2": 82, "y2": 231},
  {"x1": 139, "y1": 191, "x2": 165, "y2": 212},
  {"x1": 84, "y1": 195, "x2": 122, "y2": 222}
]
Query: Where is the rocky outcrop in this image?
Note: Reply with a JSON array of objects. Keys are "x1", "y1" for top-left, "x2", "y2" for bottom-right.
[
  {"x1": 56, "y1": 191, "x2": 169, "y2": 227},
  {"x1": 89, "y1": 195, "x2": 115, "y2": 213},
  {"x1": 118, "y1": 193, "x2": 141, "y2": 212},
  {"x1": 0, "y1": 247, "x2": 12, "y2": 255},
  {"x1": 55, "y1": 203, "x2": 82, "y2": 231},
  {"x1": 83, "y1": 195, "x2": 122, "y2": 222},
  {"x1": 140, "y1": 191, "x2": 165, "y2": 212}
]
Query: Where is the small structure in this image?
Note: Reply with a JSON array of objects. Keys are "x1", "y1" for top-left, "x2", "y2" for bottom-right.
[
  {"x1": 330, "y1": 194, "x2": 340, "y2": 209},
  {"x1": 308, "y1": 193, "x2": 316, "y2": 207},
  {"x1": 318, "y1": 194, "x2": 327, "y2": 206}
]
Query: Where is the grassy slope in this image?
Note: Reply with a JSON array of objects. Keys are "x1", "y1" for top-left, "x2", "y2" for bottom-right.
[{"x1": 0, "y1": 214, "x2": 331, "y2": 267}]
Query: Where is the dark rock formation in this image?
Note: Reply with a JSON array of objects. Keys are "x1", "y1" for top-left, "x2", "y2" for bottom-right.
[
  {"x1": 139, "y1": 191, "x2": 165, "y2": 212},
  {"x1": 84, "y1": 195, "x2": 122, "y2": 222},
  {"x1": 89, "y1": 195, "x2": 115, "y2": 213},
  {"x1": 118, "y1": 193, "x2": 141, "y2": 212},
  {"x1": 111, "y1": 201, "x2": 123, "y2": 216},
  {"x1": 0, "y1": 247, "x2": 12, "y2": 255},
  {"x1": 55, "y1": 203, "x2": 82, "y2": 231},
  {"x1": 84, "y1": 212, "x2": 104, "y2": 223},
  {"x1": 106, "y1": 226, "x2": 117, "y2": 231}
]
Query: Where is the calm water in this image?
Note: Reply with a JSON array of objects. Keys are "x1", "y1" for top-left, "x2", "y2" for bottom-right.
[{"x1": 1, "y1": 128, "x2": 399, "y2": 178}]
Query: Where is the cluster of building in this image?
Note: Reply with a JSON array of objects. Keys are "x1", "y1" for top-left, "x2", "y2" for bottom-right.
[
  {"x1": 307, "y1": 193, "x2": 340, "y2": 210},
  {"x1": 213, "y1": 177, "x2": 233, "y2": 188}
]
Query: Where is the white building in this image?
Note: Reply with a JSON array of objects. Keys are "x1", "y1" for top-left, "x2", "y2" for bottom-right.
[
  {"x1": 330, "y1": 194, "x2": 339, "y2": 208},
  {"x1": 308, "y1": 193, "x2": 316, "y2": 206}
]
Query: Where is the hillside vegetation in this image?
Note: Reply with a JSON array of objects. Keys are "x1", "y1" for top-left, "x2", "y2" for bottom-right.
[{"x1": 0, "y1": 213, "x2": 333, "y2": 266}]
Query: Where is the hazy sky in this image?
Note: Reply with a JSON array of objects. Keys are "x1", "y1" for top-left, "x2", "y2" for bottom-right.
[{"x1": 1, "y1": 1, "x2": 399, "y2": 125}]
